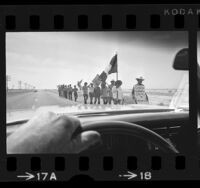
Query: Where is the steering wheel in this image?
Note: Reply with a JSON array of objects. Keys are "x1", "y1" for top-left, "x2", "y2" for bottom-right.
[{"x1": 80, "y1": 121, "x2": 179, "y2": 153}]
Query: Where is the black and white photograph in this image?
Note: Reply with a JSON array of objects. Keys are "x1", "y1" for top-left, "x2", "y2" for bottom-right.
[{"x1": 6, "y1": 31, "x2": 189, "y2": 154}]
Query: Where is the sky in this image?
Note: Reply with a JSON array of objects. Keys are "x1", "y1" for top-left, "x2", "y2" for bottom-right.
[{"x1": 6, "y1": 31, "x2": 188, "y2": 89}]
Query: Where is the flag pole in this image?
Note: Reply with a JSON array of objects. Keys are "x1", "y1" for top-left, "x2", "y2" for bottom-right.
[
  {"x1": 116, "y1": 51, "x2": 118, "y2": 102},
  {"x1": 116, "y1": 51, "x2": 118, "y2": 81}
]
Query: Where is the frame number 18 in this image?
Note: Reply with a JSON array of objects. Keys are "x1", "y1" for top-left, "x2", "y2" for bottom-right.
[{"x1": 140, "y1": 172, "x2": 152, "y2": 180}]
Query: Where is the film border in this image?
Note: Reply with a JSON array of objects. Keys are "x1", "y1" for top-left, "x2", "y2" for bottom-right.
[{"x1": 0, "y1": 4, "x2": 199, "y2": 181}]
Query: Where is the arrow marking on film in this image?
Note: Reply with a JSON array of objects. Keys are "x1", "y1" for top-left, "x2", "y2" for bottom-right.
[
  {"x1": 17, "y1": 172, "x2": 35, "y2": 181},
  {"x1": 118, "y1": 171, "x2": 137, "y2": 180}
]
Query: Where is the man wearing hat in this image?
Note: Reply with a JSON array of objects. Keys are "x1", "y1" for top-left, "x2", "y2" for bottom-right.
[
  {"x1": 94, "y1": 83, "x2": 101, "y2": 105},
  {"x1": 132, "y1": 76, "x2": 149, "y2": 104},
  {"x1": 82, "y1": 82, "x2": 89, "y2": 104},
  {"x1": 112, "y1": 80, "x2": 124, "y2": 104},
  {"x1": 88, "y1": 83, "x2": 95, "y2": 104}
]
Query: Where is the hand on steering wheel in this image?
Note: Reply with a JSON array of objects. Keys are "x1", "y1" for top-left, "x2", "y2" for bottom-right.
[{"x1": 79, "y1": 121, "x2": 179, "y2": 153}]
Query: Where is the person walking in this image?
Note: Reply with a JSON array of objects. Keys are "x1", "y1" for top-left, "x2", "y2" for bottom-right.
[
  {"x1": 64, "y1": 85, "x2": 68, "y2": 99},
  {"x1": 73, "y1": 85, "x2": 78, "y2": 102},
  {"x1": 57, "y1": 85, "x2": 61, "y2": 97},
  {"x1": 89, "y1": 83, "x2": 94, "y2": 104},
  {"x1": 60, "y1": 84, "x2": 65, "y2": 97},
  {"x1": 65, "y1": 85, "x2": 69, "y2": 99},
  {"x1": 82, "y1": 82, "x2": 89, "y2": 104},
  {"x1": 69, "y1": 84, "x2": 73, "y2": 100},
  {"x1": 94, "y1": 84, "x2": 101, "y2": 104},
  {"x1": 108, "y1": 80, "x2": 115, "y2": 104},
  {"x1": 132, "y1": 76, "x2": 149, "y2": 104},
  {"x1": 101, "y1": 82, "x2": 108, "y2": 105},
  {"x1": 112, "y1": 80, "x2": 124, "y2": 104}
]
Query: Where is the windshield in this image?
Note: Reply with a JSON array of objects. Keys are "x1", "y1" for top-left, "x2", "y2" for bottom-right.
[{"x1": 6, "y1": 31, "x2": 189, "y2": 123}]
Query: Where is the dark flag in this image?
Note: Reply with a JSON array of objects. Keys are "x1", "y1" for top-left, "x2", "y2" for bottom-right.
[{"x1": 108, "y1": 54, "x2": 118, "y2": 74}]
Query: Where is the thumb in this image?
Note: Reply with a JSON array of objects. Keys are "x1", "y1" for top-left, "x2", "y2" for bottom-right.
[{"x1": 69, "y1": 131, "x2": 101, "y2": 153}]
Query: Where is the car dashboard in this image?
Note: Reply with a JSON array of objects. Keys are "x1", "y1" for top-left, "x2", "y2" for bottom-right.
[
  {"x1": 78, "y1": 111, "x2": 189, "y2": 154},
  {"x1": 7, "y1": 111, "x2": 189, "y2": 154}
]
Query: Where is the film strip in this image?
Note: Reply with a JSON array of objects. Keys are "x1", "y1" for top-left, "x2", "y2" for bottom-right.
[{"x1": 0, "y1": 4, "x2": 199, "y2": 181}]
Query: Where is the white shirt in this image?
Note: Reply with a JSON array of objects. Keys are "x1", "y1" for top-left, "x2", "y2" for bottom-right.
[
  {"x1": 89, "y1": 87, "x2": 94, "y2": 93},
  {"x1": 112, "y1": 86, "x2": 123, "y2": 100}
]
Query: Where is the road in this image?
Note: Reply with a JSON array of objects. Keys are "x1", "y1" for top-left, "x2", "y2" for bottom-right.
[{"x1": 6, "y1": 90, "x2": 78, "y2": 112}]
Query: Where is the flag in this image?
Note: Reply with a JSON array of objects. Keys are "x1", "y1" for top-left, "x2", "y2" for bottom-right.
[
  {"x1": 92, "y1": 54, "x2": 118, "y2": 84},
  {"x1": 99, "y1": 54, "x2": 118, "y2": 83},
  {"x1": 105, "y1": 54, "x2": 118, "y2": 75},
  {"x1": 92, "y1": 74, "x2": 101, "y2": 86}
]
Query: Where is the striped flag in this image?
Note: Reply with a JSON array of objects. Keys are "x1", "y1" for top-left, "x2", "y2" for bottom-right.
[
  {"x1": 99, "y1": 54, "x2": 118, "y2": 82},
  {"x1": 106, "y1": 54, "x2": 118, "y2": 74}
]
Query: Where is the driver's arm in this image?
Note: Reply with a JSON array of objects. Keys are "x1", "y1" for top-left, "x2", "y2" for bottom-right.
[{"x1": 7, "y1": 112, "x2": 101, "y2": 154}]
